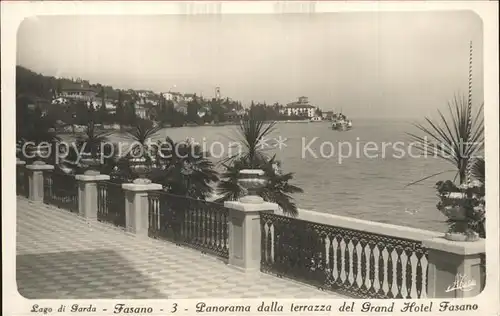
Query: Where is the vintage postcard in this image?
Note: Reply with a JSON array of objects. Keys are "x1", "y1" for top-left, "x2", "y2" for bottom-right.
[{"x1": 2, "y1": 1, "x2": 499, "y2": 315}]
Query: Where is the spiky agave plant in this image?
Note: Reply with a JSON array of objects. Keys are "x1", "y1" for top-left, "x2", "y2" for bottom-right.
[{"x1": 216, "y1": 111, "x2": 303, "y2": 216}]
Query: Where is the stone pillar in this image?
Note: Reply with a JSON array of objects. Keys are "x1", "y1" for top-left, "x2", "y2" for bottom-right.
[
  {"x1": 122, "y1": 183, "x2": 162, "y2": 236},
  {"x1": 75, "y1": 174, "x2": 110, "y2": 220},
  {"x1": 224, "y1": 201, "x2": 279, "y2": 272},
  {"x1": 423, "y1": 237, "x2": 485, "y2": 298},
  {"x1": 26, "y1": 161, "x2": 54, "y2": 203}
]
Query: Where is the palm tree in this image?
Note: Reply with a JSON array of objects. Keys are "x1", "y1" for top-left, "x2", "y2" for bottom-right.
[
  {"x1": 216, "y1": 111, "x2": 303, "y2": 216},
  {"x1": 122, "y1": 120, "x2": 164, "y2": 179},
  {"x1": 150, "y1": 137, "x2": 219, "y2": 199},
  {"x1": 58, "y1": 115, "x2": 116, "y2": 174},
  {"x1": 76, "y1": 120, "x2": 113, "y2": 158}
]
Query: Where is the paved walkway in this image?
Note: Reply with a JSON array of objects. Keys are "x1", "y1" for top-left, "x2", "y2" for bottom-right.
[{"x1": 16, "y1": 197, "x2": 341, "y2": 299}]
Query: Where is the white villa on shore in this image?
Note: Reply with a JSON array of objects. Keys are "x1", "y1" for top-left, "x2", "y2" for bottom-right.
[{"x1": 280, "y1": 96, "x2": 316, "y2": 118}]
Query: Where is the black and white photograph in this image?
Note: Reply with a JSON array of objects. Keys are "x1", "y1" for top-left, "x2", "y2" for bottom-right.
[{"x1": 2, "y1": 2, "x2": 499, "y2": 315}]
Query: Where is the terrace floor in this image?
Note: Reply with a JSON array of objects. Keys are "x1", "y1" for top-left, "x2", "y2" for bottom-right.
[{"x1": 16, "y1": 197, "x2": 342, "y2": 299}]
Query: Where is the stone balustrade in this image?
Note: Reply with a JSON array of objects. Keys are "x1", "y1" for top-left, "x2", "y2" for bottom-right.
[{"x1": 15, "y1": 163, "x2": 487, "y2": 299}]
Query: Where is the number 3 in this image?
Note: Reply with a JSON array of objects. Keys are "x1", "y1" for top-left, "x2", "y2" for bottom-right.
[{"x1": 171, "y1": 303, "x2": 178, "y2": 313}]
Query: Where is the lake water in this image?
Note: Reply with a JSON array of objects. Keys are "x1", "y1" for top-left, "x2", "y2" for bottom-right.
[{"x1": 67, "y1": 119, "x2": 451, "y2": 232}]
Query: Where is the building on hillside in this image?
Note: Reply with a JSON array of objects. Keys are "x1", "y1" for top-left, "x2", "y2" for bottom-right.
[
  {"x1": 91, "y1": 99, "x2": 116, "y2": 113},
  {"x1": 163, "y1": 92, "x2": 174, "y2": 101},
  {"x1": 135, "y1": 105, "x2": 148, "y2": 119},
  {"x1": 51, "y1": 97, "x2": 70, "y2": 105},
  {"x1": 172, "y1": 92, "x2": 184, "y2": 102},
  {"x1": 137, "y1": 97, "x2": 159, "y2": 106},
  {"x1": 59, "y1": 81, "x2": 97, "y2": 102},
  {"x1": 224, "y1": 109, "x2": 246, "y2": 121},
  {"x1": 163, "y1": 92, "x2": 184, "y2": 102},
  {"x1": 280, "y1": 96, "x2": 316, "y2": 118},
  {"x1": 184, "y1": 93, "x2": 196, "y2": 103}
]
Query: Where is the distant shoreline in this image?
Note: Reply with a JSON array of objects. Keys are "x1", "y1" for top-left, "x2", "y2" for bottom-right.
[{"x1": 56, "y1": 119, "x2": 332, "y2": 135}]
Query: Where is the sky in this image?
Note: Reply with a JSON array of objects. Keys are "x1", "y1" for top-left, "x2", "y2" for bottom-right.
[{"x1": 17, "y1": 11, "x2": 483, "y2": 119}]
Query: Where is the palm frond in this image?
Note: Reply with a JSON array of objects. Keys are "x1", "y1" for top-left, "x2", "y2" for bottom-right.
[
  {"x1": 406, "y1": 94, "x2": 483, "y2": 185},
  {"x1": 469, "y1": 157, "x2": 485, "y2": 184}
]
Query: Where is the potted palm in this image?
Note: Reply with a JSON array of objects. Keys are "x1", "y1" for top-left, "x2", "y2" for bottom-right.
[
  {"x1": 408, "y1": 96, "x2": 484, "y2": 241},
  {"x1": 407, "y1": 43, "x2": 484, "y2": 240},
  {"x1": 77, "y1": 120, "x2": 113, "y2": 175},
  {"x1": 237, "y1": 169, "x2": 268, "y2": 204},
  {"x1": 216, "y1": 111, "x2": 303, "y2": 216},
  {"x1": 435, "y1": 179, "x2": 484, "y2": 241},
  {"x1": 124, "y1": 121, "x2": 163, "y2": 184}
]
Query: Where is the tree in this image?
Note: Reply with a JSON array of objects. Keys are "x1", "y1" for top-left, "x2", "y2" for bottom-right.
[
  {"x1": 125, "y1": 100, "x2": 137, "y2": 126},
  {"x1": 73, "y1": 100, "x2": 91, "y2": 125},
  {"x1": 95, "y1": 87, "x2": 108, "y2": 124},
  {"x1": 116, "y1": 91, "x2": 124, "y2": 129},
  {"x1": 216, "y1": 110, "x2": 303, "y2": 216},
  {"x1": 16, "y1": 102, "x2": 61, "y2": 164},
  {"x1": 187, "y1": 98, "x2": 201, "y2": 123},
  {"x1": 315, "y1": 107, "x2": 322, "y2": 117}
]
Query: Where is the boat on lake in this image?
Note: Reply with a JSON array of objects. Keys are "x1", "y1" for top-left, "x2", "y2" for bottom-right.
[
  {"x1": 331, "y1": 113, "x2": 352, "y2": 131},
  {"x1": 309, "y1": 116, "x2": 323, "y2": 122}
]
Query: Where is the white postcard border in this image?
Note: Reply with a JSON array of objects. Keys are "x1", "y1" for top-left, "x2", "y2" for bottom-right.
[{"x1": 2, "y1": 1, "x2": 499, "y2": 315}]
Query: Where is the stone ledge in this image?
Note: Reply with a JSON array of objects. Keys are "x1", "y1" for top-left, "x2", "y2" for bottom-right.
[
  {"x1": 422, "y1": 236, "x2": 485, "y2": 255},
  {"x1": 75, "y1": 174, "x2": 111, "y2": 181},
  {"x1": 122, "y1": 183, "x2": 163, "y2": 192},
  {"x1": 273, "y1": 208, "x2": 443, "y2": 242},
  {"x1": 26, "y1": 164, "x2": 55, "y2": 171},
  {"x1": 224, "y1": 201, "x2": 279, "y2": 213},
  {"x1": 16, "y1": 160, "x2": 26, "y2": 165}
]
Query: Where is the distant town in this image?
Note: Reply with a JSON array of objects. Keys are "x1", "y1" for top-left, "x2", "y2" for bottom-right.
[{"x1": 16, "y1": 66, "x2": 336, "y2": 131}]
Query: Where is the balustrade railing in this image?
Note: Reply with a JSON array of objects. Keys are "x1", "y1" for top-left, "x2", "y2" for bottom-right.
[
  {"x1": 148, "y1": 192, "x2": 229, "y2": 259},
  {"x1": 97, "y1": 181, "x2": 126, "y2": 228},
  {"x1": 260, "y1": 212, "x2": 428, "y2": 299},
  {"x1": 16, "y1": 165, "x2": 29, "y2": 197},
  {"x1": 43, "y1": 171, "x2": 79, "y2": 213}
]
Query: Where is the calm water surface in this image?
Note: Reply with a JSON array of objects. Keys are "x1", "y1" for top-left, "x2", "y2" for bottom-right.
[{"x1": 84, "y1": 119, "x2": 451, "y2": 232}]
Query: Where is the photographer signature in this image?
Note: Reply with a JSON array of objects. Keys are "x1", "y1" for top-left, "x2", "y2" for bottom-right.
[{"x1": 445, "y1": 273, "x2": 476, "y2": 292}]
